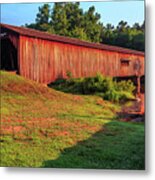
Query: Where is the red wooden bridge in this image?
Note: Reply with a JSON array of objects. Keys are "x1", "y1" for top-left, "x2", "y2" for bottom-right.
[{"x1": 0, "y1": 23, "x2": 144, "y2": 89}]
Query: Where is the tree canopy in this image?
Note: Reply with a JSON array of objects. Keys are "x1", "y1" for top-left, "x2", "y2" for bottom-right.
[{"x1": 25, "y1": 2, "x2": 144, "y2": 51}]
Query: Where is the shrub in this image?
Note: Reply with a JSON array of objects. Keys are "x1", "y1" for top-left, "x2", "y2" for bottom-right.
[
  {"x1": 67, "y1": 78, "x2": 84, "y2": 94},
  {"x1": 103, "y1": 90, "x2": 135, "y2": 102},
  {"x1": 82, "y1": 73, "x2": 114, "y2": 94},
  {"x1": 49, "y1": 73, "x2": 136, "y2": 102},
  {"x1": 51, "y1": 78, "x2": 66, "y2": 85},
  {"x1": 114, "y1": 80, "x2": 135, "y2": 93},
  {"x1": 66, "y1": 71, "x2": 72, "y2": 79},
  {"x1": 83, "y1": 77, "x2": 96, "y2": 94}
]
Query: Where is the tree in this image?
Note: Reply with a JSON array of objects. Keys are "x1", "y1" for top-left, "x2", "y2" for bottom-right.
[
  {"x1": 132, "y1": 31, "x2": 144, "y2": 51},
  {"x1": 101, "y1": 23, "x2": 116, "y2": 45},
  {"x1": 25, "y1": 3, "x2": 144, "y2": 51},
  {"x1": 36, "y1": 4, "x2": 50, "y2": 24},
  {"x1": 25, "y1": 2, "x2": 103, "y2": 43},
  {"x1": 101, "y1": 20, "x2": 144, "y2": 51},
  {"x1": 141, "y1": 21, "x2": 145, "y2": 32},
  {"x1": 83, "y1": 6, "x2": 103, "y2": 42},
  {"x1": 26, "y1": 4, "x2": 52, "y2": 32},
  {"x1": 133, "y1": 23, "x2": 141, "y2": 31},
  {"x1": 116, "y1": 21, "x2": 129, "y2": 32}
]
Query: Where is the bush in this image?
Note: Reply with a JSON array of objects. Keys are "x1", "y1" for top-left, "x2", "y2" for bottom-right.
[
  {"x1": 51, "y1": 78, "x2": 66, "y2": 85},
  {"x1": 66, "y1": 78, "x2": 84, "y2": 94},
  {"x1": 49, "y1": 73, "x2": 136, "y2": 102},
  {"x1": 103, "y1": 90, "x2": 135, "y2": 102},
  {"x1": 66, "y1": 71, "x2": 72, "y2": 79},
  {"x1": 82, "y1": 73, "x2": 114, "y2": 94},
  {"x1": 114, "y1": 80, "x2": 135, "y2": 93}
]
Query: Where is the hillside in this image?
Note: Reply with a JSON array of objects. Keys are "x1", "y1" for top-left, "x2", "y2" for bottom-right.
[{"x1": 0, "y1": 71, "x2": 144, "y2": 169}]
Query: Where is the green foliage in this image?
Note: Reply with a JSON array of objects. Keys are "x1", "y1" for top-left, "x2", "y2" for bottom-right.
[
  {"x1": 49, "y1": 73, "x2": 136, "y2": 102},
  {"x1": 101, "y1": 21, "x2": 145, "y2": 51},
  {"x1": 26, "y1": 2, "x2": 103, "y2": 43},
  {"x1": 26, "y1": 4, "x2": 52, "y2": 32},
  {"x1": 66, "y1": 71, "x2": 72, "y2": 79},
  {"x1": 114, "y1": 80, "x2": 136, "y2": 93},
  {"x1": 103, "y1": 90, "x2": 134, "y2": 102},
  {"x1": 36, "y1": 4, "x2": 50, "y2": 24},
  {"x1": 52, "y1": 78, "x2": 66, "y2": 85},
  {"x1": 82, "y1": 74, "x2": 113, "y2": 94},
  {"x1": 25, "y1": 3, "x2": 144, "y2": 51}
]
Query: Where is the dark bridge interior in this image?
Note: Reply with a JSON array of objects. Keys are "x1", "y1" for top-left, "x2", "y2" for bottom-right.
[{"x1": 0, "y1": 37, "x2": 18, "y2": 71}]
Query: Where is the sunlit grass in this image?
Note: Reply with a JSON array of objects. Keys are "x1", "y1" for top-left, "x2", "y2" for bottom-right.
[{"x1": 0, "y1": 71, "x2": 144, "y2": 169}]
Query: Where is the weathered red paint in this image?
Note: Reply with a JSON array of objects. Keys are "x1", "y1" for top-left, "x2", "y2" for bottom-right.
[
  {"x1": 0, "y1": 23, "x2": 144, "y2": 56},
  {"x1": 18, "y1": 35, "x2": 144, "y2": 84},
  {"x1": 1, "y1": 23, "x2": 145, "y2": 84}
]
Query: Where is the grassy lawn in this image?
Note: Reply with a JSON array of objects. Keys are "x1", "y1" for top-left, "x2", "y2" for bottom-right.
[{"x1": 0, "y1": 71, "x2": 145, "y2": 169}]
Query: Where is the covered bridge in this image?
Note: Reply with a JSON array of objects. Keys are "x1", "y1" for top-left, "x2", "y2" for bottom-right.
[{"x1": 0, "y1": 23, "x2": 144, "y2": 89}]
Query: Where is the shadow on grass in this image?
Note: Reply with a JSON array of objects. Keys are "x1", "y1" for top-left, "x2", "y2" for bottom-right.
[{"x1": 42, "y1": 121, "x2": 145, "y2": 170}]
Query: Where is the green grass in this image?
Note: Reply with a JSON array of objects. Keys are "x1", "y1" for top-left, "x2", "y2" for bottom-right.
[
  {"x1": 0, "y1": 71, "x2": 145, "y2": 169},
  {"x1": 43, "y1": 121, "x2": 144, "y2": 169}
]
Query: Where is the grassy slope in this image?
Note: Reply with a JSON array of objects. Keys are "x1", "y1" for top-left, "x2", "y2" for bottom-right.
[{"x1": 0, "y1": 71, "x2": 144, "y2": 169}]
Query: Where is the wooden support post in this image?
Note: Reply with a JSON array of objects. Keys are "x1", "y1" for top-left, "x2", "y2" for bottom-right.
[{"x1": 137, "y1": 75, "x2": 141, "y2": 94}]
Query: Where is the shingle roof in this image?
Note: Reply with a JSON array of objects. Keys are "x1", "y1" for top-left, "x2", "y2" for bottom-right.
[{"x1": 0, "y1": 23, "x2": 144, "y2": 56}]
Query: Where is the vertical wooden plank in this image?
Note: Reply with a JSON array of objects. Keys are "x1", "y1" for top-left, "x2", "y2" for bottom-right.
[{"x1": 18, "y1": 35, "x2": 144, "y2": 84}]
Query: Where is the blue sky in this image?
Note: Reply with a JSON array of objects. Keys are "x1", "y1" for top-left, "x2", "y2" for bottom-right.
[{"x1": 1, "y1": 0, "x2": 145, "y2": 27}]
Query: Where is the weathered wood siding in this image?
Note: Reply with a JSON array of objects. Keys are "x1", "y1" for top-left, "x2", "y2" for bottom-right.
[{"x1": 19, "y1": 35, "x2": 144, "y2": 84}]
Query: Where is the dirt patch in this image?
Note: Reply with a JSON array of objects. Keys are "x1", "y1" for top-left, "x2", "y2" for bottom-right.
[
  {"x1": 118, "y1": 93, "x2": 145, "y2": 122},
  {"x1": 0, "y1": 125, "x2": 26, "y2": 135}
]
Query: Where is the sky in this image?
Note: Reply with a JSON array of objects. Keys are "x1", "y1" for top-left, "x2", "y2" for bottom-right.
[{"x1": 1, "y1": 0, "x2": 145, "y2": 27}]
